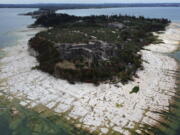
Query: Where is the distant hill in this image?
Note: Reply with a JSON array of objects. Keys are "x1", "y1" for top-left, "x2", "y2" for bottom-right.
[{"x1": 0, "y1": 3, "x2": 180, "y2": 9}]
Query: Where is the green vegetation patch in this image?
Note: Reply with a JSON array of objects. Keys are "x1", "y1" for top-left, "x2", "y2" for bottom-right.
[
  {"x1": 116, "y1": 103, "x2": 123, "y2": 108},
  {"x1": 29, "y1": 13, "x2": 170, "y2": 84},
  {"x1": 130, "y1": 86, "x2": 140, "y2": 94}
]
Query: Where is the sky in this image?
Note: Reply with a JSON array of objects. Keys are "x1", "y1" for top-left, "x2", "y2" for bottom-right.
[{"x1": 0, "y1": 0, "x2": 180, "y2": 4}]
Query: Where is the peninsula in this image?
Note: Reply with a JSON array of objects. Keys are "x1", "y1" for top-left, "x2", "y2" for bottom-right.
[
  {"x1": 29, "y1": 13, "x2": 170, "y2": 84},
  {"x1": 0, "y1": 9, "x2": 179, "y2": 135}
]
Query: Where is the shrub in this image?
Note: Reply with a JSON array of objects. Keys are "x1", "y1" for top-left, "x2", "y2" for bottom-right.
[{"x1": 130, "y1": 86, "x2": 140, "y2": 94}]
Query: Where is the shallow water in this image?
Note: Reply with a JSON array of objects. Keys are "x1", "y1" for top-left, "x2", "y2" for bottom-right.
[
  {"x1": 0, "y1": 8, "x2": 36, "y2": 48},
  {"x1": 169, "y1": 27, "x2": 180, "y2": 135},
  {"x1": 171, "y1": 51, "x2": 180, "y2": 62}
]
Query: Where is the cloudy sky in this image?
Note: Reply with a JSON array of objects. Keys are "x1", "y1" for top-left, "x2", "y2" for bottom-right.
[{"x1": 0, "y1": 0, "x2": 180, "y2": 4}]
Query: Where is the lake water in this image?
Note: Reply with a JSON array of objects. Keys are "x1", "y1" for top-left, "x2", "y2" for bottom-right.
[
  {"x1": 57, "y1": 7, "x2": 180, "y2": 22},
  {"x1": 0, "y1": 8, "x2": 36, "y2": 48}
]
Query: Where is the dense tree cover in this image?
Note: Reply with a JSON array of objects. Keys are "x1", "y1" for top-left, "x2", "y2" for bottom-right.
[
  {"x1": 33, "y1": 13, "x2": 79, "y2": 27},
  {"x1": 34, "y1": 13, "x2": 169, "y2": 31},
  {"x1": 29, "y1": 13, "x2": 170, "y2": 84}
]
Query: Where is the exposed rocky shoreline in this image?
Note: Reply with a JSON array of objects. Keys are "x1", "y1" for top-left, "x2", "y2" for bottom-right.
[{"x1": 0, "y1": 23, "x2": 180, "y2": 135}]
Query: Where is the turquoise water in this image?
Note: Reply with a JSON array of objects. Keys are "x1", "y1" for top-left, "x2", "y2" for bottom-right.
[
  {"x1": 171, "y1": 51, "x2": 180, "y2": 62},
  {"x1": 57, "y1": 7, "x2": 180, "y2": 22},
  {"x1": 0, "y1": 8, "x2": 36, "y2": 48}
]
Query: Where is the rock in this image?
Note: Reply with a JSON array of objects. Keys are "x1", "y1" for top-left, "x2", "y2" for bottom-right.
[
  {"x1": 55, "y1": 41, "x2": 120, "y2": 69},
  {"x1": 100, "y1": 128, "x2": 109, "y2": 134},
  {"x1": 108, "y1": 22, "x2": 124, "y2": 29}
]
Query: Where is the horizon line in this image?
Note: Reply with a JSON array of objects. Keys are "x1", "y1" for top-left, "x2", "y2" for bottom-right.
[{"x1": 0, "y1": 2, "x2": 180, "y2": 5}]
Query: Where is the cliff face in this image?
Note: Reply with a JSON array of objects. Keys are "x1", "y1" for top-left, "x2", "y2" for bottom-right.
[
  {"x1": 29, "y1": 13, "x2": 170, "y2": 84},
  {"x1": 55, "y1": 41, "x2": 120, "y2": 67},
  {"x1": 53, "y1": 41, "x2": 123, "y2": 83}
]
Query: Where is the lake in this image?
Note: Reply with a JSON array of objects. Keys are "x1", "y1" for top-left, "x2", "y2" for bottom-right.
[
  {"x1": 0, "y1": 8, "x2": 36, "y2": 48},
  {"x1": 57, "y1": 7, "x2": 180, "y2": 22}
]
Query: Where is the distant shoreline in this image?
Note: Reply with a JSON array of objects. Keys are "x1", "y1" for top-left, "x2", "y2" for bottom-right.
[{"x1": 0, "y1": 3, "x2": 180, "y2": 10}]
